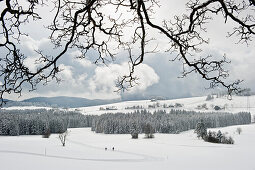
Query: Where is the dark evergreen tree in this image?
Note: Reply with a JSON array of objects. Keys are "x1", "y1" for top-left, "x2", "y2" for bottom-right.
[{"x1": 194, "y1": 120, "x2": 207, "y2": 139}]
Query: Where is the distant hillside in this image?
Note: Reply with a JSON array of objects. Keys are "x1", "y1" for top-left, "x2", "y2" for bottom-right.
[{"x1": 3, "y1": 96, "x2": 121, "y2": 108}]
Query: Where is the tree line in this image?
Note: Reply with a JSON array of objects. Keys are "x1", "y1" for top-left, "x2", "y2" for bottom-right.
[
  {"x1": 0, "y1": 109, "x2": 93, "y2": 136},
  {"x1": 91, "y1": 109, "x2": 251, "y2": 134},
  {"x1": 0, "y1": 108, "x2": 251, "y2": 136}
]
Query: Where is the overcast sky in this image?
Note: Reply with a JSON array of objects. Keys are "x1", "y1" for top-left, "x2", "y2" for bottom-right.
[{"x1": 2, "y1": 0, "x2": 255, "y2": 101}]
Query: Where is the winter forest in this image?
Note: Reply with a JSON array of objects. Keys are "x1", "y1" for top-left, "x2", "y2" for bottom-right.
[{"x1": 0, "y1": 109, "x2": 251, "y2": 136}]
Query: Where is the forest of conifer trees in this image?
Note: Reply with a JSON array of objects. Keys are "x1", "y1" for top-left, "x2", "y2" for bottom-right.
[{"x1": 0, "y1": 109, "x2": 251, "y2": 136}]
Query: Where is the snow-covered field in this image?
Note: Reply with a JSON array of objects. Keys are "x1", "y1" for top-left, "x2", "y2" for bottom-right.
[
  {"x1": 0, "y1": 124, "x2": 255, "y2": 170},
  {"x1": 70, "y1": 95, "x2": 255, "y2": 118},
  {"x1": 1, "y1": 95, "x2": 255, "y2": 170}
]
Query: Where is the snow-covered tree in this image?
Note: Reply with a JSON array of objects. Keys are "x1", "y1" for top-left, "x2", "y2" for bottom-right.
[{"x1": 194, "y1": 120, "x2": 207, "y2": 139}]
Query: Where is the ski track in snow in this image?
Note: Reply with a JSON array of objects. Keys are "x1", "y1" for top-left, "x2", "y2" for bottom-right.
[
  {"x1": 0, "y1": 139, "x2": 163, "y2": 163},
  {"x1": 0, "y1": 150, "x2": 146, "y2": 162},
  {"x1": 68, "y1": 139, "x2": 163, "y2": 162}
]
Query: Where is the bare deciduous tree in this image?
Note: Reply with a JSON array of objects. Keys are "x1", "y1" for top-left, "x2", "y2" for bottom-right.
[
  {"x1": 236, "y1": 127, "x2": 242, "y2": 134},
  {"x1": 59, "y1": 130, "x2": 69, "y2": 147},
  {"x1": 0, "y1": 0, "x2": 254, "y2": 103}
]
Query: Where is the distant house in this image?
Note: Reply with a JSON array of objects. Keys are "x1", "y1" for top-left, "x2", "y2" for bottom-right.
[
  {"x1": 150, "y1": 98, "x2": 157, "y2": 102},
  {"x1": 106, "y1": 106, "x2": 117, "y2": 110}
]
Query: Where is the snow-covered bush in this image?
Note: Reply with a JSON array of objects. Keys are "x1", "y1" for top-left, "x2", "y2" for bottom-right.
[
  {"x1": 236, "y1": 127, "x2": 242, "y2": 135},
  {"x1": 131, "y1": 133, "x2": 138, "y2": 139},
  {"x1": 202, "y1": 130, "x2": 234, "y2": 144},
  {"x1": 214, "y1": 105, "x2": 222, "y2": 110},
  {"x1": 204, "y1": 131, "x2": 219, "y2": 143},
  {"x1": 221, "y1": 135, "x2": 234, "y2": 144},
  {"x1": 42, "y1": 129, "x2": 51, "y2": 138}
]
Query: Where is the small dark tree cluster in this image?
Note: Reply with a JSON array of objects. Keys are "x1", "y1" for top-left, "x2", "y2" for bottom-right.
[
  {"x1": 204, "y1": 130, "x2": 234, "y2": 144},
  {"x1": 195, "y1": 122, "x2": 234, "y2": 144},
  {"x1": 144, "y1": 123, "x2": 155, "y2": 138}
]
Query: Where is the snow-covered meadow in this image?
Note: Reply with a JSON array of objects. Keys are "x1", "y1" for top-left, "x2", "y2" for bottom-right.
[
  {"x1": 69, "y1": 95, "x2": 255, "y2": 118},
  {"x1": 0, "y1": 124, "x2": 255, "y2": 170},
  {"x1": 1, "y1": 95, "x2": 254, "y2": 170}
]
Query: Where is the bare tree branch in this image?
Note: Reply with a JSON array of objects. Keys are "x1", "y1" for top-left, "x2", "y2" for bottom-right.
[{"x1": 0, "y1": 0, "x2": 254, "y2": 104}]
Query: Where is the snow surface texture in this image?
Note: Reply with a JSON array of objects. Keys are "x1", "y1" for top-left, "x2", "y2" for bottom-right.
[{"x1": 0, "y1": 124, "x2": 255, "y2": 170}]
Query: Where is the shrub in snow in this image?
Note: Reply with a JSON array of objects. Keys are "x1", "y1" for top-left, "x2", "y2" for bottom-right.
[
  {"x1": 221, "y1": 135, "x2": 234, "y2": 144},
  {"x1": 214, "y1": 106, "x2": 221, "y2": 110},
  {"x1": 202, "y1": 130, "x2": 234, "y2": 144},
  {"x1": 204, "y1": 131, "x2": 219, "y2": 143},
  {"x1": 236, "y1": 127, "x2": 242, "y2": 135},
  {"x1": 42, "y1": 129, "x2": 51, "y2": 138},
  {"x1": 131, "y1": 133, "x2": 138, "y2": 139}
]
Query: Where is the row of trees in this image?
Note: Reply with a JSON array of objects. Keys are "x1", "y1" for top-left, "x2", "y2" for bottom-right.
[
  {"x1": 0, "y1": 109, "x2": 93, "y2": 136},
  {"x1": 0, "y1": 108, "x2": 251, "y2": 136},
  {"x1": 91, "y1": 109, "x2": 251, "y2": 134}
]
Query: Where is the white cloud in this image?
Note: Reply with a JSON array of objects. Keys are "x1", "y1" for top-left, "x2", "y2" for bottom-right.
[
  {"x1": 23, "y1": 57, "x2": 38, "y2": 72},
  {"x1": 89, "y1": 62, "x2": 159, "y2": 96},
  {"x1": 20, "y1": 36, "x2": 50, "y2": 52},
  {"x1": 58, "y1": 64, "x2": 73, "y2": 80},
  {"x1": 69, "y1": 50, "x2": 93, "y2": 68}
]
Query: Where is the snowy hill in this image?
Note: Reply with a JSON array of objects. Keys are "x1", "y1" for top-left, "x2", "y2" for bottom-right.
[
  {"x1": 3, "y1": 96, "x2": 120, "y2": 108},
  {"x1": 4, "y1": 95, "x2": 255, "y2": 119},
  {"x1": 69, "y1": 95, "x2": 255, "y2": 118}
]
